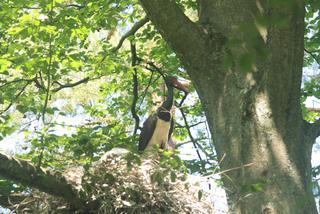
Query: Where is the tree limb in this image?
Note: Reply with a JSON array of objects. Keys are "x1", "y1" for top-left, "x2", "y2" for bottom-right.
[
  {"x1": 138, "y1": 71, "x2": 155, "y2": 109},
  {"x1": 139, "y1": 0, "x2": 207, "y2": 68},
  {"x1": 113, "y1": 16, "x2": 149, "y2": 52},
  {"x1": 179, "y1": 108, "x2": 203, "y2": 162},
  {"x1": 304, "y1": 119, "x2": 320, "y2": 141},
  {"x1": 0, "y1": 153, "x2": 86, "y2": 209},
  {"x1": 51, "y1": 77, "x2": 90, "y2": 92},
  {"x1": 175, "y1": 120, "x2": 206, "y2": 129},
  {"x1": 0, "y1": 78, "x2": 31, "y2": 89},
  {"x1": 130, "y1": 42, "x2": 140, "y2": 135},
  {"x1": 41, "y1": 1, "x2": 54, "y2": 125}
]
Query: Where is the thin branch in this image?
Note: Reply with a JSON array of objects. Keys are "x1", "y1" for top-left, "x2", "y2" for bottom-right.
[
  {"x1": 10, "y1": 3, "x2": 85, "y2": 10},
  {"x1": 177, "y1": 92, "x2": 188, "y2": 107},
  {"x1": 138, "y1": 71, "x2": 155, "y2": 109},
  {"x1": 130, "y1": 42, "x2": 140, "y2": 135},
  {"x1": 0, "y1": 82, "x2": 31, "y2": 115},
  {"x1": 113, "y1": 16, "x2": 149, "y2": 52},
  {"x1": 175, "y1": 137, "x2": 209, "y2": 148},
  {"x1": 38, "y1": 0, "x2": 54, "y2": 168},
  {"x1": 100, "y1": 16, "x2": 149, "y2": 63},
  {"x1": 0, "y1": 153, "x2": 86, "y2": 209},
  {"x1": 0, "y1": 78, "x2": 31, "y2": 89},
  {"x1": 175, "y1": 120, "x2": 206, "y2": 129},
  {"x1": 305, "y1": 48, "x2": 320, "y2": 64},
  {"x1": 65, "y1": 4, "x2": 86, "y2": 9},
  {"x1": 179, "y1": 108, "x2": 203, "y2": 162},
  {"x1": 51, "y1": 77, "x2": 90, "y2": 92},
  {"x1": 145, "y1": 61, "x2": 165, "y2": 77},
  {"x1": 33, "y1": 74, "x2": 46, "y2": 90},
  {"x1": 212, "y1": 163, "x2": 255, "y2": 177}
]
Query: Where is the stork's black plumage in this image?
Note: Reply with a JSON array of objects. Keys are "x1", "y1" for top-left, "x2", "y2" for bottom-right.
[{"x1": 138, "y1": 76, "x2": 188, "y2": 151}]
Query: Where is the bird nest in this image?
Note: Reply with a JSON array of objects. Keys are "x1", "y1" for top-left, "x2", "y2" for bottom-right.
[{"x1": 9, "y1": 148, "x2": 215, "y2": 214}]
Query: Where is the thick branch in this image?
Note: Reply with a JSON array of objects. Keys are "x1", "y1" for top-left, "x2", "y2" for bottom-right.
[
  {"x1": 139, "y1": 0, "x2": 207, "y2": 68},
  {"x1": 304, "y1": 119, "x2": 320, "y2": 141},
  {"x1": 0, "y1": 153, "x2": 86, "y2": 209},
  {"x1": 311, "y1": 119, "x2": 320, "y2": 139}
]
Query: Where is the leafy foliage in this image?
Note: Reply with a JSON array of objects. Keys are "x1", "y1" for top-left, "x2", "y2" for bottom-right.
[
  {"x1": 0, "y1": 0, "x2": 214, "y2": 193},
  {"x1": 0, "y1": 0, "x2": 320, "y2": 211}
]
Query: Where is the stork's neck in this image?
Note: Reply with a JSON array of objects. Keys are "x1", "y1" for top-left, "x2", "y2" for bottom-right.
[{"x1": 160, "y1": 85, "x2": 174, "y2": 111}]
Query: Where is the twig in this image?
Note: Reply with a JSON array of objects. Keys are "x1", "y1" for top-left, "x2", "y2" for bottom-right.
[
  {"x1": 130, "y1": 42, "x2": 140, "y2": 135},
  {"x1": 0, "y1": 78, "x2": 31, "y2": 89},
  {"x1": 214, "y1": 163, "x2": 255, "y2": 176},
  {"x1": 179, "y1": 108, "x2": 203, "y2": 162},
  {"x1": 175, "y1": 120, "x2": 206, "y2": 129},
  {"x1": 175, "y1": 137, "x2": 209, "y2": 148},
  {"x1": 65, "y1": 4, "x2": 85, "y2": 9},
  {"x1": 138, "y1": 72, "x2": 159, "y2": 109}
]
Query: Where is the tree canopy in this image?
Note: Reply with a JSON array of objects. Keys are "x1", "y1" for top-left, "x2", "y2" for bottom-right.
[{"x1": 0, "y1": 0, "x2": 320, "y2": 213}]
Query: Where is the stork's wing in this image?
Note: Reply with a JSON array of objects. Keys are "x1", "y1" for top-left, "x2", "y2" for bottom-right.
[{"x1": 138, "y1": 113, "x2": 157, "y2": 151}]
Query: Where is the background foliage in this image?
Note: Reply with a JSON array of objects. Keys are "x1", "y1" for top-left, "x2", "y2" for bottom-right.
[{"x1": 0, "y1": 0, "x2": 319, "y2": 211}]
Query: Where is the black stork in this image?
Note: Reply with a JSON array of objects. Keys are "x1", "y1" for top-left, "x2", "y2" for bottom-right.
[{"x1": 138, "y1": 76, "x2": 188, "y2": 151}]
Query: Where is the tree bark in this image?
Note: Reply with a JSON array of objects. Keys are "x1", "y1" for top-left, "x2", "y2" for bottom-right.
[
  {"x1": 140, "y1": 0, "x2": 318, "y2": 213},
  {"x1": 0, "y1": 153, "x2": 87, "y2": 210}
]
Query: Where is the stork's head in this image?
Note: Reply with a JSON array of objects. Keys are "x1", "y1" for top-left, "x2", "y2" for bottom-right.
[{"x1": 165, "y1": 76, "x2": 189, "y2": 93}]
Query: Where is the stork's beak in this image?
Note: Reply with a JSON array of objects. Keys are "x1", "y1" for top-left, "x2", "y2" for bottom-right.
[{"x1": 173, "y1": 79, "x2": 190, "y2": 93}]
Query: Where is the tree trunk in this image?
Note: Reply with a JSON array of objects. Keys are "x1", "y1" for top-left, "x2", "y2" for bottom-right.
[{"x1": 140, "y1": 0, "x2": 318, "y2": 213}]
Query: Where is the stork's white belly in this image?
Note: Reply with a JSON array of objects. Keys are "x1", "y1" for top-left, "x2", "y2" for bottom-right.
[{"x1": 146, "y1": 118, "x2": 171, "y2": 150}]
